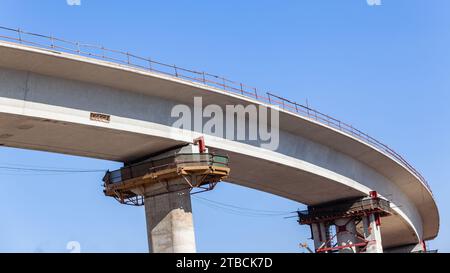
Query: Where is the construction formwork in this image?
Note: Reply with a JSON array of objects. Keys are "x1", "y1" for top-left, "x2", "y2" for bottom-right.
[
  {"x1": 298, "y1": 192, "x2": 393, "y2": 253},
  {"x1": 103, "y1": 152, "x2": 230, "y2": 206}
]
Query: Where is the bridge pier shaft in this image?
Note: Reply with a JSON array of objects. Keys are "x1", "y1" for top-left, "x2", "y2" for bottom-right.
[
  {"x1": 144, "y1": 179, "x2": 196, "y2": 253},
  {"x1": 103, "y1": 142, "x2": 231, "y2": 253},
  {"x1": 362, "y1": 213, "x2": 383, "y2": 253},
  {"x1": 299, "y1": 191, "x2": 391, "y2": 253},
  {"x1": 335, "y1": 218, "x2": 358, "y2": 253},
  {"x1": 311, "y1": 222, "x2": 328, "y2": 251}
]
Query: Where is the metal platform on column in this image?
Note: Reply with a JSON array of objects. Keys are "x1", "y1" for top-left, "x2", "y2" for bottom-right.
[
  {"x1": 103, "y1": 151, "x2": 230, "y2": 206},
  {"x1": 102, "y1": 142, "x2": 231, "y2": 253},
  {"x1": 298, "y1": 192, "x2": 393, "y2": 253}
]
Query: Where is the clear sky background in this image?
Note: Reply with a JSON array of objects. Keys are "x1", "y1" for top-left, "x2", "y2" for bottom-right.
[{"x1": 0, "y1": 0, "x2": 449, "y2": 253}]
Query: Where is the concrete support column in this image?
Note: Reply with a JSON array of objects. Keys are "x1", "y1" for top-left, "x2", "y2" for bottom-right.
[
  {"x1": 335, "y1": 218, "x2": 357, "y2": 253},
  {"x1": 311, "y1": 223, "x2": 328, "y2": 252},
  {"x1": 365, "y1": 214, "x2": 383, "y2": 253},
  {"x1": 362, "y1": 216, "x2": 370, "y2": 239},
  {"x1": 143, "y1": 179, "x2": 196, "y2": 253}
]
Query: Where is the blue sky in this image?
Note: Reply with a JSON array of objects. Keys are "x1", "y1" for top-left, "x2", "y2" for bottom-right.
[{"x1": 0, "y1": 0, "x2": 449, "y2": 252}]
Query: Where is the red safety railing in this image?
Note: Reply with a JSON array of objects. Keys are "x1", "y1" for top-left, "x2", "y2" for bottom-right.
[{"x1": 0, "y1": 26, "x2": 431, "y2": 193}]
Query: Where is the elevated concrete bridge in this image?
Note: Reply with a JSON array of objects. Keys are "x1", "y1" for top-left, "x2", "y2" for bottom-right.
[{"x1": 0, "y1": 30, "x2": 439, "y2": 253}]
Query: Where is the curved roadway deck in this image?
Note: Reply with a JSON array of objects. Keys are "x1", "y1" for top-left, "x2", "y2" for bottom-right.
[{"x1": 0, "y1": 40, "x2": 439, "y2": 249}]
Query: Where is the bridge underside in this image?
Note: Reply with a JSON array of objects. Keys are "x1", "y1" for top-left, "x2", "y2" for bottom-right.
[{"x1": 0, "y1": 111, "x2": 418, "y2": 248}]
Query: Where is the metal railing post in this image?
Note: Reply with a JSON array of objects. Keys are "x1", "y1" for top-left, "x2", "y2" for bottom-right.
[
  {"x1": 148, "y1": 58, "x2": 153, "y2": 71},
  {"x1": 306, "y1": 99, "x2": 310, "y2": 117},
  {"x1": 17, "y1": 28, "x2": 22, "y2": 43}
]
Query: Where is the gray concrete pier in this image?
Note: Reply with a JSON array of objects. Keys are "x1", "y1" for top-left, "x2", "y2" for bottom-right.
[
  {"x1": 143, "y1": 179, "x2": 196, "y2": 253},
  {"x1": 335, "y1": 218, "x2": 358, "y2": 253}
]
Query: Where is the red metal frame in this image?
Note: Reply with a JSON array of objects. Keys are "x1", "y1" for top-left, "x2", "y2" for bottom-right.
[
  {"x1": 315, "y1": 224, "x2": 375, "y2": 253},
  {"x1": 317, "y1": 242, "x2": 373, "y2": 253},
  {"x1": 194, "y1": 136, "x2": 206, "y2": 153},
  {"x1": 422, "y1": 241, "x2": 427, "y2": 252}
]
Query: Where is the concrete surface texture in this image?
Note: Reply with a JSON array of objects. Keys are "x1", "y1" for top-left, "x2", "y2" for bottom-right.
[
  {"x1": 144, "y1": 179, "x2": 196, "y2": 253},
  {"x1": 0, "y1": 41, "x2": 439, "y2": 250},
  {"x1": 335, "y1": 218, "x2": 358, "y2": 253}
]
